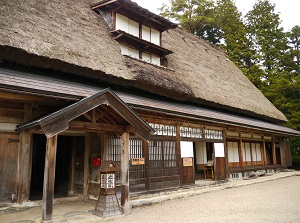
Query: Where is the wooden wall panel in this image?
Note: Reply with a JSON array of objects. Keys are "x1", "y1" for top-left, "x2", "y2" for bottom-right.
[{"x1": 0, "y1": 133, "x2": 19, "y2": 201}]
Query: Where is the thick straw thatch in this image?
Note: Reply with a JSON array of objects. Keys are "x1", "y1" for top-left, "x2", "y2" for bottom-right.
[{"x1": 0, "y1": 0, "x2": 287, "y2": 122}]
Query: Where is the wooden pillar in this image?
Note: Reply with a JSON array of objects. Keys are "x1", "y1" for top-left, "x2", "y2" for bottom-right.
[
  {"x1": 143, "y1": 140, "x2": 150, "y2": 191},
  {"x1": 176, "y1": 125, "x2": 183, "y2": 187},
  {"x1": 68, "y1": 137, "x2": 76, "y2": 196},
  {"x1": 17, "y1": 103, "x2": 33, "y2": 204},
  {"x1": 239, "y1": 140, "x2": 244, "y2": 169},
  {"x1": 272, "y1": 141, "x2": 277, "y2": 166},
  {"x1": 83, "y1": 132, "x2": 91, "y2": 200},
  {"x1": 121, "y1": 132, "x2": 131, "y2": 215},
  {"x1": 262, "y1": 141, "x2": 267, "y2": 166},
  {"x1": 42, "y1": 135, "x2": 58, "y2": 223}
]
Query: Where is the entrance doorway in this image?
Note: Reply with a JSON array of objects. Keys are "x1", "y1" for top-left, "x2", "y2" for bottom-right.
[
  {"x1": 265, "y1": 142, "x2": 273, "y2": 165},
  {"x1": 30, "y1": 134, "x2": 73, "y2": 200},
  {"x1": 194, "y1": 142, "x2": 214, "y2": 180}
]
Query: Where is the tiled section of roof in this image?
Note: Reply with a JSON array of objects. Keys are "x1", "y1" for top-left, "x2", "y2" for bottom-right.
[{"x1": 1, "y1": 68, "x2": 299, "y2": 136}]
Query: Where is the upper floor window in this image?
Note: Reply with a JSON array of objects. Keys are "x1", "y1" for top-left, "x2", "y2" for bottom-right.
[{"x1": 92, "y1": 0, "x2": 177, "y2": 67}]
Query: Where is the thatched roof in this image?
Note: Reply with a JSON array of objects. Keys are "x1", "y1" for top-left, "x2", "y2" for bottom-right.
[{"x1": 0, "y1": 0, "x2": 287, "y2": 122}]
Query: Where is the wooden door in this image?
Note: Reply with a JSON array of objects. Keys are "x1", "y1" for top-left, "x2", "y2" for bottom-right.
[
  {"x1": 0, "y1": 133, "x2": 19, "y2": 200},
  {"x1": 182, "y1": 157, "x2": 194, "y2": 185}
]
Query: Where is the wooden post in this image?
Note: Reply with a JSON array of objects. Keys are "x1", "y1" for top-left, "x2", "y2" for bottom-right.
[
  {"x1": 176, "y1": 125, "x2": 183, "y2": 187},
  {"x1": 17, "y1": 103, "x2": 33, "y2": 204},
  {"x1": 84, "y1": 132, "x2": 91, "y2": 200},
  {"x1": 239, "y1": 140, "x2": 244, "y2": 169},
  {"x1": 68, "y1": 137, "x2": 76, "y2": 196},
  {"x1": 262, "y1": 141, "x2": 267, "y2": 166},
  {"x1": 143, "y1": 140, "x2": 150, "y2": 191},
  {"x1": 121, "y1": 132, "x2": 131, "y2": 215},
  {"x1": 42, "y1": 135, "x2": 58, "y2": 223},
  {"x1": 272, "y1": 141, "x2": 277, "y2": 166}
]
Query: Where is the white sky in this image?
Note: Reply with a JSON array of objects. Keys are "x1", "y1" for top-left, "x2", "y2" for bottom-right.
[{"x1": 132, "y1": 0, "x2": 300, "y2": 31}]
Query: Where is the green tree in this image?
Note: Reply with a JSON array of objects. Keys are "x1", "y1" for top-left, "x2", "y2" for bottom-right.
[
  {"x1": 159, "y1": 0, "x2": 220, "y2": 44},
  {"x1": 245, "y1": 0, "x2": 287, "y2": 87}
]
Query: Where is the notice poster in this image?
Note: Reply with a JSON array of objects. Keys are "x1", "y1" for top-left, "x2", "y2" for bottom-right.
[
  {"x1": 214, "y1": 143, "x2": 225, "y2": 157},
  {"x1": 180, "y1": 141, "x2": 194, "y2": 158}
]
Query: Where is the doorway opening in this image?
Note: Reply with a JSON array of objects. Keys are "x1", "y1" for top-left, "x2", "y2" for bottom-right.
[
  {"x1": 30, "y1": 134, "x2": 73, "y2": 200},
  {"x1": 265, "y1": 142, "x2": 273, "y2": 165},
  {"x1": 194, "y1": 142, "x2": 214, "y2": 180}
]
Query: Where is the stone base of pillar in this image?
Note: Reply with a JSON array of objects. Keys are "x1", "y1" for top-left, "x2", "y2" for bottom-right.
[{"x1": 93, "y1": 194, "x2": 122, "y2": 218}]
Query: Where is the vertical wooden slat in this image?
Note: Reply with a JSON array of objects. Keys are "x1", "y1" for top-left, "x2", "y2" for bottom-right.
[
  {"x1": 42, "y1": 135, "x2": 58, "y2": 223},
  {"x1": 121, "y1": 132, "x2": 130, "y2": 215},
  {"x1": 83, "y1": 132, "x2": 90, "y2": 200}
]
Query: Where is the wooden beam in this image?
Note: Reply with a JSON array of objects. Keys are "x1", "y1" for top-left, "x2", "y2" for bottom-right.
[
  {"x1": 68, "y1": 121, "x2": 128, "y2": 133},
  {"x1": 42, "y1": 135, "x2": 58, "y2": 223},
  {"x1": 83, "y1": 133, "x2": 91, "y2": 201},
  {"x1": 121, "y1": 132, "x2": 131, "y2": 215}
]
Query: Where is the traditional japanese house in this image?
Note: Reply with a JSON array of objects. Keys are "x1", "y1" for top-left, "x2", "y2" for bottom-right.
[{"x1": 0, "y1": 0, "x2": 299, "y2": 221}]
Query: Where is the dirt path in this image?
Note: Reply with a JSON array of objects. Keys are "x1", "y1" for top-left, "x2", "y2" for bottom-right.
[{"x1": 111, "y1": 176, "x2": 300, "y2": 223}]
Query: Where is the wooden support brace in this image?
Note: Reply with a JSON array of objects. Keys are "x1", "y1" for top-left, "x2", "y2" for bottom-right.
[
  {"x1": 42, "y1": 135, "x2": 58, "y2": 223},
  {"x1": 121, "y1": 132, "x2": 131, "y2": 215}
]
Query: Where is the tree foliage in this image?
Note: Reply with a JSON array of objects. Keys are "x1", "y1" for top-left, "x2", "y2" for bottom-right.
[{"x1": 159, "y1": 0, "x2": 300, "y2": 168}]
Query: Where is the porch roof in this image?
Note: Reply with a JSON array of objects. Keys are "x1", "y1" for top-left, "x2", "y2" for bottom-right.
[
  {"x1": 2, "y1": 68, "x2": 300, "y2": 137},
  {"x1": 16, "y1": 88, "x2": 155, "y2": 141}
]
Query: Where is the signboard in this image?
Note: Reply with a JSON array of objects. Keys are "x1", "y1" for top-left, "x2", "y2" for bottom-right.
[
  {"x1": 180, "y1": 141, "x2": 194, "y2": 158},
  {"x1": 214, "y1": 143, "x2": 225, "y2": 157},
  {"x1": 101, "y1": 173, "x2": 115, "y2": 188},
  {"x1": 131, "y1": 157, "x2": 145, "y2": 165},
  {"x1": 183, "y1": 157, "x2": 193, "y2": 166}
]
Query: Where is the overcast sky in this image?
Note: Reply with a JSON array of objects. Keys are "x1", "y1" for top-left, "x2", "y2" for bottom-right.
[{"x1": 132, "y1": 0, "x2": 299, "y2": 31}]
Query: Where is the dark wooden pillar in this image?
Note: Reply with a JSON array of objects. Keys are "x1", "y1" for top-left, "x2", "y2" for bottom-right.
[
  {"x1": 262, "y1": 141, "x2": 267, "y2": 166},
  {"x1": 17, "y1": 131, "x2": 32, "y2": 203},
  {"x1": 17, "y1": 103, "x2": 33, "y2": 204},
  {"x1": 68, "y1": 137, "x2": 76, "y2": 196},
  {"x1": 239, "y1": 139, "x2": 244, "y2": 169},
  {"x1": 42, "y1": 135, "x2": 58, "y2": 223},
  {"x1": 121, "y1": 132, "x2": 131, "y2": 215},
  {"x1": 272, "y1": 141, "x2": 277, "y2": 166},
  {"x1": 84, "y1": 132, "x2": 91, "y2": 200},
  {"x1": 143, "y1": 140, "x2": 150, "y2": 192},
  {"x1": 176, "y1": 125, "x2": 183, "y2": 187}
]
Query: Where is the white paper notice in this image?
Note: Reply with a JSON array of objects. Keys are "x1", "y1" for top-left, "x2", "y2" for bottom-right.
[
  {"x1": 180, "y1": 141, "x2": 194, "y2": 157},
  {"x1": 214, "y1": 143, "x2": 225, "y2": 157}
]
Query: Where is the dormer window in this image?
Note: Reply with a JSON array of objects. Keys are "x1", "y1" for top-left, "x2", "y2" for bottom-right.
[{"x1": 92, "y1": 0, "x2": 177, "y2": 67}]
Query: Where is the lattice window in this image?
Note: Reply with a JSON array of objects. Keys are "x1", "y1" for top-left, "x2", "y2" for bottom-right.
[
  {"x1": 148, "y1": 139, "x2": 178, "y2": 177},
  {"x1": 105, "y1": 136, "x2": 146, "y2": 183},
  {"x1": 149, "y1": 123, "x2": 176, "y2": 136},
  {"x1": 204, "y1": 129, "x2": 223, "y2": 140},
  {"x1": 180, "y1": 126, "x2": 202, "y2": 138}
]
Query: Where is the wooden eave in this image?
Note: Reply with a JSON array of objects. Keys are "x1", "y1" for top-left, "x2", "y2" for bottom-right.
[
  {"x1": 91, "y1": 0, "x2": 177, "y2": 32},
  {"x1": 16, "y1": 88, "x2": 154, "y2": 141},
  {"x1": 110, "y1": 30, "x2": 173, "y2": 57}
]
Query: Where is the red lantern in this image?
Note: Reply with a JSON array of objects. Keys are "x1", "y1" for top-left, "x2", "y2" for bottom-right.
[{"x1": 92, "y1": 157, "x2": 101, "y2": 166}]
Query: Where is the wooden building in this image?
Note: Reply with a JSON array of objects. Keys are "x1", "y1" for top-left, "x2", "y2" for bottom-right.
[{"x1": 0, "y1": 0, "x2": 299, "y2": 221}]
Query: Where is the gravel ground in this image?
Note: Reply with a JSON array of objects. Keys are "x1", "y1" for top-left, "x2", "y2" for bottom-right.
[{"x1": 111, "y1": 176, "x2": 300, "y2": 223}]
